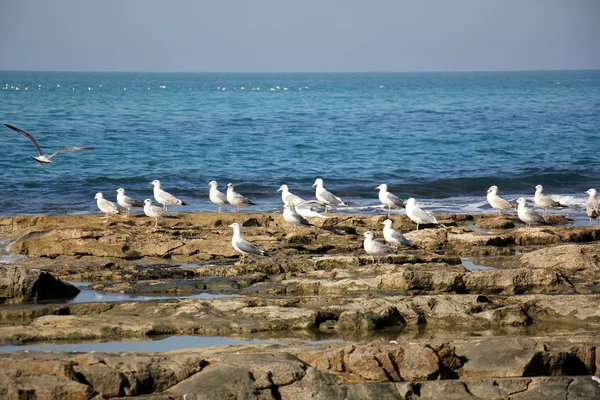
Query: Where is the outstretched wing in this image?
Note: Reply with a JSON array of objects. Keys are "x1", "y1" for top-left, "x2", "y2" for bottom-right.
[
  {"x1": 48, "y1": 146, "x2": 95, "y2": 160},
  {"x1": 5, "y1": 124, "x2": 44, "y2": 156}
]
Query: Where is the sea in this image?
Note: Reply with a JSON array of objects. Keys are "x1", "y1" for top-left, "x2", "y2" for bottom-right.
[{"x1": 1, "y1": 70, "x2": 599, "y2": 223}]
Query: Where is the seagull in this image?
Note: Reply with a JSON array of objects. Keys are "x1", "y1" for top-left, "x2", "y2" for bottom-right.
[
  {"x1": 584, "y1": 189, "x2": 600, "y2": 226},
  {"x1": 375, "y1": 184, "x2": 404, "y2": 218},
  {"x1": 404, "y1": 198, "x2": 439, "y2": 230},
  {"x1": 283, "y1": 203, "x2": 312, "y2": 227},
  {"x1": 229, "y1": 222, "x2": 267, "y2": 264},
  {"x1": 382, "y1": 219, "x2": 416, "y2": 249},
  {"x1": 290, "y1": 198, "x2": 328, "y2": 220},
  {"x1": 143, "y1": 198, "x2": 173, "y2": 230},
  {"x1": 486, "y1": 185, "x2": 515, "y2": 217},
  {"x1": 94, "y1": 192, "x2": 120, "y2": 223},
  {"x1": 115, "y1": 188, "x2": 144, "y2": 218},
  {"x1": 150, "y1": 180, "x2": 186, "y2": 211},
  {"x1": 227, "y1": 183, "x2": 255, "y2": 213},
  {"x1": 5, "y1": 124, "x2": 95, "y2": 165},
  {"x1": 534, "y1": 185, "x2": 566, "y2": 216},
  {"x1": 516, "y1": 197, "x2": 546, "y2": 229},
  {"x1": 208, "y1": 181, "x2": 228, "y2": 213},
  {"x1": 363, "y1": 231, "x2": 395, "y2": 264},
  {"x1": 277, "y1": 184, "x2": 304, "y2": 205},
  {"x1": 312, "y1": 178, "x2": 346, "y2": 209}
]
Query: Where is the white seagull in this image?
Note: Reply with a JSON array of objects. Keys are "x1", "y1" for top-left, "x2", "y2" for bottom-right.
[
  {"x1": 150, "y1": 180, "x2": 187, "y2": 211},
  {"x1": 534, "y1": 185, "x2": 566, "y2": 216},
  {"x1": 363, "y1": 230, "x2": 395, "y2": 264},
  {"x1": 116, "y1": 188, "x2": 144, "y2": 218},
  {"x1": 230, "y1": 222, "x2": 267, "y2": 264},
  {"x1": 382, "y1": 219, "x2": 416, "y2": 249},
  {"x1": 404, "y1": 198, "x2": 439, "y2": 230},
  {"x1": 94, "y1": 192, "x2": 120, "y2": 223},
  {"x1": 584, "y1": 189, "x2": 600, "y2": 226},
  {"x1": 208, "y1": 181, "x2": 228, "y2": 213},
  {"x1": 143, "y1": 198, "x2": 173, "y2": 230},
  {"x1": 516, "y1": 197, "x2": 546, "y2": 229},
  {"x1": 277, "y1": 184, "x2": 304, "y2": 205},
  {"x1": 283, "y1": 203, "x2": 312, "y2": 227},
  {"x1": 486, "y1": 185, "x2": 515, "y2": 217},
  {"x1": 375, "y1": 184, "x2": 404, "y2": 218},
  {"x1": 5, "y1": 124, "x2": 95, "y2": 165},
  {"x1": 290, "y1": 198, "x2": 328, "y2": 220},
  {"x1": 227, "y1": 183, "x2": 255, "y2": 213},
  {"x1": 312, "y1": 178, "x2": 346, "y2": 208}
]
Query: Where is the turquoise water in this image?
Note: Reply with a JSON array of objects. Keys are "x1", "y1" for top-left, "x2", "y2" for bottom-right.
[{"x1": 1, "y1": 70, "x2": 599, "y2": 217}]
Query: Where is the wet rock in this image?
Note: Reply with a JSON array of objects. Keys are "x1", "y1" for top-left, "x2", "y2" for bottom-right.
[
  {"x1": 520, "y1": 243, "x2": 600, "y2": 278},
  {"x1": 475, "y1": 217, "x2": 516, "y2": 230},
  {"x1": 0, "y1": 265, "x2": 80, "y2": 304}
]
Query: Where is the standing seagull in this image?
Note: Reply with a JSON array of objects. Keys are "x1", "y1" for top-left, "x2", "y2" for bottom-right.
[
  {"x1": 534, "y1": 185, "x2": 566, "y2": 216},
  {"x1": 486, "y1": 185, "x2": 515, "y2": 217},
  {"x1": 94, "y1": 192, "x2": 120, "y2": 223},
  {"x1": 150, "y1": 180, "x2": 187, "y2": 211},
  {"x1": 404, "y1": 198, "x2": 439, "y2": 230},
  {"x1": 382, "y1": 219, "x2": 416, "y2": 249},
  {"x1": 516, "y1": 197, "x2": 546, "y2": 229},
  {"x1": 229, "y1": 222, "x2": 267, "y2": 264},
  {"x1": 312, "y1": 178, "x2": 346, "y2": 208},
  {"x1": 363, "y1": 231, "x2": 395, "y2": 264},
  {"x1": 584, "y1": 189, "x2": 600, "y2": 226},
  {"x1": 375, "y1": 184, "x2": 404, "y2": 218},
  {"x1": 277, "y1": 184, "x2": 304, "y2": 205},
  {"x1": 116, "y1": 188, "x2": 144, "y2": 218},
  {"x1": 283, "y1": 203, "x2": 312, "y2": 227},
  {"x1": 143, "y1": 198, "x2": 173, "y2": 230},
  {"x1": 227, "y1": 183, "x2": 255, "y2": 213},
  {"x1": 5, "y1": 124, "x2": 95, "y2": 165},
  {"x1": 208, "y1": 181, "x2": 228, "y2": 213}
]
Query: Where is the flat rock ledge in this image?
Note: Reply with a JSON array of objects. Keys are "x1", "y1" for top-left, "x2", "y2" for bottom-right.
[{"x1": 1, "y1": 336, "x2": 600, "y2": 399}]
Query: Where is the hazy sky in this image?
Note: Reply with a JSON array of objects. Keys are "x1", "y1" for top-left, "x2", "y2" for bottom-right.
[{"x1": 1, "y1": 0, "x2": 598, "y2": 72}]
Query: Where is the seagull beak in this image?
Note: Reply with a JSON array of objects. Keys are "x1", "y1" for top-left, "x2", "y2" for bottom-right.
[
  {"x1": 276, "y1": 188, "x2": 282, "y2": 192},
  {"x1": 312, "y1": 183, "x2": 316, "y2": 188},
  {"x1": 403, "y1": 200, "x2": 408, "y2": 205}
]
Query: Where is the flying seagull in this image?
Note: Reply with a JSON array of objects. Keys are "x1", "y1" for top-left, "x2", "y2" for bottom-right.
[{"x1": 5, "y1": 124, "x2": 95, "y2": 165}]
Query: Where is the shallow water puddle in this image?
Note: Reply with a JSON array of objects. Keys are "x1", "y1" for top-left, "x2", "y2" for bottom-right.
[{"x1": 461, "y1": 258, "x2": 496, "y2": 271}]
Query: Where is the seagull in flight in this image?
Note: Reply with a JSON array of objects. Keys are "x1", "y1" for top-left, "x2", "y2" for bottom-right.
[{"x1": 5, "y1": 124, "x2": 95, "y2": 165}]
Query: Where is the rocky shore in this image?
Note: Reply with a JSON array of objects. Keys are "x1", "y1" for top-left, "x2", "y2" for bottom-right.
[{"x1": 1, "y1": 211, "x2": 600, "y2": 399}]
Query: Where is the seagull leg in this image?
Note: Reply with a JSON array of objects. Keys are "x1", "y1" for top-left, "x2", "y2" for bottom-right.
[
  {"x1": 416, "y1": 223, "x2": 420, "y2": 231},
  {"x1": 218, "y1": 205, "x2": 222, "y2": 214},
  {"x1": 387, "y1": 206, "x2": 391, "y2": 218}
]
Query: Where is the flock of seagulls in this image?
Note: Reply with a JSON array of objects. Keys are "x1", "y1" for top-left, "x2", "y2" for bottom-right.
[{"x1": 5, "y1": 124, "x2": 600, "y2": 264}]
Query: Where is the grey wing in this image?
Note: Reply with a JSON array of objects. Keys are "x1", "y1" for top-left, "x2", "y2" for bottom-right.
[
  {"x1": 237, "y1": 238, "x2": 265, "y2": 255},
  {"x1": 233, "y1": 192, "x2": 255, "y2": 205},
  {"x1": 413, "y1": 207, "x2": 437, "y2": 224},
  {"x1": 124, "y1": 195, "x2": 145, "y2": 207},
  {"x1": 391, "y1": 230, "x2": 414, "y2": 247},
  {"x1": 495, "y1": 196, "x2": 514, "y2": 209},
  {"x1": 292, "y1": 210, "x2": 311, "y2": 226},
  {"x1": 373, "y1": 241, "x2": 395, "y2": 255},
  {"x1": 526, "y1": 208, "x2": 545, "y2": 223},
  {"x1": 5, "y1": 124, "x2": 44, "y2": 155},
  {"x1": 48, "y1": 146, "x2": 95, "y2": 159},
  {"x1": 216, "y1": 191, "x2": 228, "y2": 202},
  {"x1": 321, "y1": 189, "x2": 344, "y2": 206},
  {"x1": 386, "y1": 193, "x2": 405, "y2": 207}
]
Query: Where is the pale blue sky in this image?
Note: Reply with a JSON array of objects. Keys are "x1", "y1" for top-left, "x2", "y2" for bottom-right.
[{"x1": 1, "y1": 0, "x2": 598, "y2": 72}]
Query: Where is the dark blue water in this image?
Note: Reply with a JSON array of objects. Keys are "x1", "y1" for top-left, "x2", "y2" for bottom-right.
[{"x1": 1, "y1": 71, "x2": 599, "y2": 217}]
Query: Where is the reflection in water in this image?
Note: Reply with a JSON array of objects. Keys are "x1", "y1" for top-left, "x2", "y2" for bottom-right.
[{"x1": 461, "y1": 258, "x2": 495, "y2": 271}]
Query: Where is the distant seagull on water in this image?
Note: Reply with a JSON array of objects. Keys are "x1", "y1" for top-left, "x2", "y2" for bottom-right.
[{"x1": 5, "y1": 124, "x2": 95, "y2": 165}]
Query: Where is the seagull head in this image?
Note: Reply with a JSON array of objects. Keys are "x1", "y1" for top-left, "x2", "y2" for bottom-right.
[
  {"x1": 534, "y1": 185, "x2": 543, "y2": 193},
  {"x1": 227, "y1": 183, "x2": 234, "y2": 190},
  {"x1": 585, "y1": 188, "x2": 597, "y2": 197},
  {"x1": 94, "y1": 193, "x2": 103, "y2": 200},
  {"x1": 277, "y1": 184, "x2": 288, "y2": 193},
  {"x1": 150, "y1": 180, "x2": 160, "y2": 187},
  {"x1": 143, "y1": 198, "x2": 152, "y2": 206},
  {"x1": 312, "y1": 178, "x2": 323, "y2": 188},
  {"x1": 487, "y1": 185, "x2": 498, "y2": 194},
  {"x1": 375, "y1": 184, "x2": 387, "y2": 191},
  {"x1": 116, "y1": 188, "x2": 125, "y2": 194},
  {"x1": 229, "y1": 222, "x2": 240, "y2": 229},
  {"x1": 208, "y1": 180, "x2": 217, "y2": 187},
  {"x1": 516, "y1": 197, "x2": 527, "y2": 206},
  {"x1": 363, "y1": 231, "x2": 374, "y2": 240},
  {"x1": 382, "y1": 219, "x2": 393, "y2": 228},
  {"x1": 404, "y1": 198, "x2": 416, "y2": 206}
]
